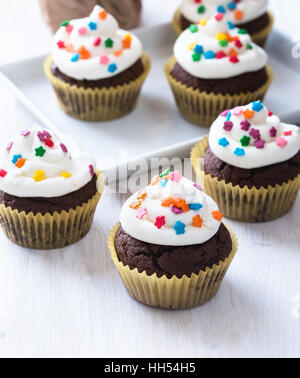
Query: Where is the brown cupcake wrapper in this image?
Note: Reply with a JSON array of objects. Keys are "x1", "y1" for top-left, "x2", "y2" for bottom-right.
[
  {"x1": 44, "y1": 53, "x2": 151, "y2": 122},
  {"x1": 191, "y1": 137, "x2": 300, "y2": 222},
  {"x1": 108, "y1": 223, "x2": 238, "y2": 309},
  {"x1": 0, "y1": 171, "x2": 104, "y2": 250},
  {"x1": 165, "y1": 56, "x2": 273, "y2": 127},
  {"x1": 172, "y1": 8, "x2": 274, "y2": 47}
]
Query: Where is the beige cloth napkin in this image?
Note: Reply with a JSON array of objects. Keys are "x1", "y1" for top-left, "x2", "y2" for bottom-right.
[{"x1": 40, "y1": 0, "x2": 142, "y2": 33}]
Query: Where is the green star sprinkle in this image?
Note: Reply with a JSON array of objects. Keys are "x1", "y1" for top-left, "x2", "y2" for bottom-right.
[
  {"x1": 219, "y1": 40, "x2": 228, "y2": 47},
  {"x1": 192, "y1": 52, "x2": 201, "y2": 62},
  {"x1": 247, "y1": 43, "x2": 253, "y2": 49},
  {"x1": 189, "y1": 24, "x2": 198, "y2": 33},
  {"x1": 240, "y1": 136, "x2": 251, "y2": 147},
  {"x1": 35, "y1": 146, "x2": 46, "y2": 157},
  {"x1": 197, "y1": 5, "x2": 206, "y2": 14},
  {"x1": 238, "y1": 28, "x2": 247, "y2": 35},
  {"x1": 105, "y1": 38, "x2": 114, "y2": 48}
]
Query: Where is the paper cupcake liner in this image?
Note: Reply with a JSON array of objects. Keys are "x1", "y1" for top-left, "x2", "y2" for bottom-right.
[
  {"x1": 251, "y1": 11, "x2": 274, "y2": 47},
  {"x1": 172, "y1": 8, "x2": 274, "y2": 47},
  {"x1": 108, "y1": 223, "x2": 238, "y2": 309},
  {"x1": 191, "y1": 137, "x2": 300, "y2": 222},
  {"x1": 165, "y1": 56, "x2": 273, "y2": 127},
  {"x1": 44, "y1": 53, "x2": 151, "y2": 122},
  {"x1": 0, "y1": 172, "x2": 104, "y2": 250}
]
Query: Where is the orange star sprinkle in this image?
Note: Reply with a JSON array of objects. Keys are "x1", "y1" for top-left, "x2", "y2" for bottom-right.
[
  {"x1": 212, "y1": 210, "x2": 223, "y2": 221},
  {"x1": 130, "y1": 200, "x2": 142, "y2": 210},
  {"x1": 234, "y1": 9, "x2": 244, "y2": 21},
  {"x1": 137, "y1": 190, "x2": 147, "y2": 201},
  {"x1": 151, "y1": 175, "x2": 160, "y2": 186},
  {"x1": 161, "y1": 197, "x2": 176, "y2": 207},
  {"x1": 243, "y1": 109, "x2": 255, "y2": 119},
  {"x1": 78, "y1": 46, "x2": 91, "y2": 60},
  {"x1": 15, "y1": 158, "x2": 26, "y2": 168},
  {"x1": 114, "y1": 50, "x2": 123, "y2": 57},
  {"x1": 229, "y1": 48, "x2": 238, "y2": 57},
  {"x1": 122, "y1": 34, "x2": 132, "y2": 49},
  {"x1": 99, "y1": 10, "x2": 107, "y2": 20},
  {"x1": 193, "y1": 215, "x2": 203, "y2": 228}
]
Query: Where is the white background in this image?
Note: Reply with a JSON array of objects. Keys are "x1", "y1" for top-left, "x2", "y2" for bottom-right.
[{"x1": 0, "y1": 0, "x2": 300, "y2": 358}]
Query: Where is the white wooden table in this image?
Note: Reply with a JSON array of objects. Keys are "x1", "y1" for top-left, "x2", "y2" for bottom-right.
[{"x1": 0, "y1": 0, "x2": 300, "y2": 358}]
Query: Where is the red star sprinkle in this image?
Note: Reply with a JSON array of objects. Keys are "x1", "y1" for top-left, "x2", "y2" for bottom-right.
[
  {"x1": 154, "y1": 216, "x2": 166, "y2": 229},
  {"x1": 57, "y1": 40, "x2": 65, "y2": 49},
  {"x1": 284, "y1": 131, "x2": 292, "y2": 136},
  {"x1": 0, "y1": 169, "x2": 7, "y2": 178},
  {"x1": 229, "y1": 56, "x2": 239, "y2": 63},
  {"x1": 45, "y1": 138, "x2": 54, "y2": 148}
]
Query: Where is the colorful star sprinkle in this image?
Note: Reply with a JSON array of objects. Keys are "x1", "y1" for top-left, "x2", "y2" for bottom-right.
[
  {"x1": 252, "y1": 101, "x2": 263, "y2": 112},
  {"x1": 33, "y1": 170, "x2": 46, "y2": 182},
  {"x1": 93, "y1": 37, "x2": 102, "y2": 46},
  {"x1": 170, "y1": 170, "x2": 182, "y2": 183},
  {"x1": 255, "y1": 139, "x2": 265, "y2": 149},
  {"x1": 160, "y1": 168, "x2": 170, "y2": 178},
  {"x1": 88, "y1": 21, "x2": 97, "y2": 31},
  {"x1": 108, "y1": 63, "x2": 117, "y2": 73},
  {"x1": 71, "y1": 53, "x2": 80, "y2": 62},
  {"x1": 60, "y1": 143, "x2": 68, "y2": 153},
  {"x1": 137, "y1": 207, "x2": 147, "y2": 220},
  {"x1": 223, "y1": 121, "x2": 233, "y2": 132},
  {"x1": 276, "y1": 138, "x2": 288, "y2": 147},
  {"x1": 78, "y1": 46, "x2": 91, "y2": 60},
  {"x1": 269, "y1": 127, "x2": 277, "y2": 137},
  {"x1": 189, "y1": 24, "x2": 198, "y2": 33},
  {"x1": 6, "y1": 142, "x2": 13, "y2": 151},
  {"x1": 45, "y1": 138, "x2": 54, "y2": 148},
  {"x1": 105, "y1": 38, "x2": 114, "y2": 48},
  {"x1": 173, "y1": 221, "x2": 185, "y2": 235},
  {"x1": 57, "y1": 40, "x2": 65, "y2": 49},
  {"x1": 122, "y1": 34, "x2": 132, "y2": 49},
  {"x1": 99, "y1": 10, "x2": 107, "y2": 20},
  {"x1": 100, "y1": 54, "x2": 109, "y2": 65},
  {"x1": 130, "y1": 200, "x2": 142, "y2": 210},
  {"x1": 240, "y1": 135, "x2": 251, "y2": 147},
  {"x1": 155, "y1": 216, "x2": 166, "y2": 229},
  {"x1": 240, "y1": 120, "x2": 251, "y2": 131},
  {"x1": 0, "y1": 169, "x2": 7, "y2": 178},
  {"x1": 78, "y1": 27, "x2": 87, "y2": 36},
  {"x1": 192, "y1": 214, "x2": 203, "y2": 228},
  {"x1": 137, "y1": 190, "x2": 147, "y2": 201},
  {"x1": 249, "y1": 128, "x2": 261, "y2": 140},
  {"x1": 35, "y1": 146, "x2": 46, "y2": 157},
  {"x1": 219, "y1": 137, "x2": 229, "y2": 147},
  {"x1": 189, "y1": 203, "x2": 203, "y2": 210},
  {"x1": 234, "y1": 148, "x2": 245, "y2": 157},
  {"x1": 212, "y1": 210, "x2": 223, "y2": 221},
  {"x1": 12, "y1": 154, "x2": 22, "y2": 164},
  {"x1": 171, "y1": 205, "x2": 183, "y2": 215},
  {"x1": 243, "y1": 109, "x2": 255, "y2": 119}
]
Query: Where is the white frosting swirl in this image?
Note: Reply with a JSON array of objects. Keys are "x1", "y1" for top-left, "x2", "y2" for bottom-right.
[
  {"x1": 181, "y1": 0, "x2": 268, "y2": 25},
  {"x1": 52, "y1": 5, "x2": 142, "y2": 80},
  {"x1": 208, "y1": 102, "x2": 300, "y2": 169},
  {"x1": 120, "y1": 171, "x2": 223, "y2": 246},
  {"x1": 173, "y1": 13, "x2": 267, "y2": 79},
  {"x1": 0, "y1": 125, "x2": 95, "y2": 198}
]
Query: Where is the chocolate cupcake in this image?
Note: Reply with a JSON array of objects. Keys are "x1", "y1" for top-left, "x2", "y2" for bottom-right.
[
  {"x1": 108, "y1": 170, "x2": 238, "y2": 309},
  {"x1": 0, "y1": 125, "x2": 104, "y2": 249},
  {"x1": 173, "y1": 0, "x2": 274, "y2": 47},
  {"x1": 165, "y1": 12, "x2": 273, "y2": 127},
  {"x1": 44, "y1": 5, "x2": 151, "y2": 121},
  {"x1": 191, "y1": 101, "x2": 300, "y2": 222}
]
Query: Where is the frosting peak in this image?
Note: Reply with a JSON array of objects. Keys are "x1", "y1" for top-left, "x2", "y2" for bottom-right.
[
  {"x1": 52, "y1": 5, "x2": 142, "y2": 80},
  {"x1": 0, "y1": 125, "x2": 95, "y2": 198},
  {"x1": 209, "y1": 102, "x2": 300, "y2": 169},
  {"x1": 181, "y1": 0, "x2": 268, "y2": 25},
  {"x1": 173, "y1": 12, "x2": 267, "y2": 79},
  {"x1": 120, "y1": 170, "x2": 223, "y2": 246}
]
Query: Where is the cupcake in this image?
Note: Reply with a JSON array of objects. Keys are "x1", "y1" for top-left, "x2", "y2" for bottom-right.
[
  {"x1": 173, "y1": 0, "x2": 274, "y2": 47},
  {"x1": 44, "y1": 5, "x2": 151, "y2": 121},
  {"x1": 165, "y1": 12, "x2": 273, "y2": 127},
  {"x1": 108, "y1": 170, "x2": 238, "y2": 309},
  {"x1": 0, "y1": 125, "x2": 104, "y2": 249},
  {"x1": 191, "y1": 101, "x2": 300, "y2": 222}
]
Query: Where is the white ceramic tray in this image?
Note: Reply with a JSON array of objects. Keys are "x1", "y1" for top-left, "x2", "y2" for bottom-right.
[{"x1": 0, "y1": 23, "x2": 300, "y2": 178}]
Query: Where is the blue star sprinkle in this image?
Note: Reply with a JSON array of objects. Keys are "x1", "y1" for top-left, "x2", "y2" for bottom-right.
[
  {"x1": 108, "y1": 63, "x2": 117, "y2": 73},
  {"x1": 88, "y1": 21, "x2": 97, "y2": 31},
  {"x1": 217, "y1": 5, "x2": 226, "y2": 13},
  {"x1": 12, "y1": 154, "x2": 22, "y2": 164},
  {"x1": 189, "y1": 203, "x2": 203, "y2": 210},
  {"x1": 226, "y1": 112, "x2": 232, "y2": 122},
  {"x1": 173, "y1": 221, "x2": 186, "y2": 235},
  {"x1": 234, "y1": 148, "x2": 245, "y2": 157},
  {"x1": 252, "y1": 101, "x2": 263, "y2": 112},
  {"x1": 194, "y1": 44, "x2": 204, "y2": 55},
  {"x1": 227, "y1": 21, "x2": 235, "y2": 30},
  {"x1": 218, "y1": 137, "x2": 229, "y2": 147},
  {"x1": 227, "y1": 2, "x2": 237, "y2": 10},
  {"x1": 204, "y1": 50, "x2": 216, "y2": 59}
]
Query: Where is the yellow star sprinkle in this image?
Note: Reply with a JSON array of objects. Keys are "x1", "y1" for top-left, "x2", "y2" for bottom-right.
[
  {"x1": 32, "y1": 170, "x2": 46, "y2": 182},
  {"x1": 189, "y1": 42, "x2": 196, "y2": 51},
  {"x1": 216, "y1": 33, "x2": 229, "y2": 41},
  {"x1": 199, "y1": 18, "x2": 207, "y2": 26},
  {"x1": 60, "y1": 172, "x2": 72, "y2": 178}
]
